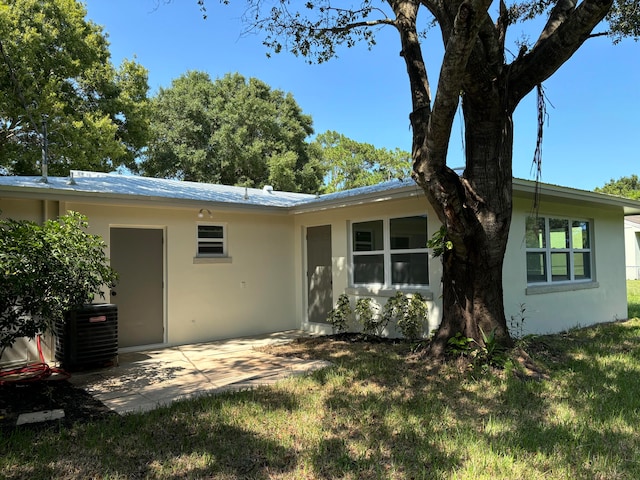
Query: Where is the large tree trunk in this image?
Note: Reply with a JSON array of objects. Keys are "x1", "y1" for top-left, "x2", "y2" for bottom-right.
[
  {"x1": 391, "y1": 0, "x2": 613, "y2": 357},
  {"x1": 414, "y1": 93, "x2": 515, "y2": 357}
]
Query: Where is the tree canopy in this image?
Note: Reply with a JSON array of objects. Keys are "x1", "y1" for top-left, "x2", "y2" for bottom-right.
[
  {"x1": 193, "y1": 0, "x2": 638, "y2": 354},
  {"x1": 139, "y1": 71, "x2": 324, "y2": 193},
  {"x1": 314, "y1": 131, "x2": 411, "y2": 193},
  {"x1": 595, "y1": 174, "x2": 640, "y2": 199},
  {"x1": 0, "y1": 0, "x2": 150, "y2": 176}
]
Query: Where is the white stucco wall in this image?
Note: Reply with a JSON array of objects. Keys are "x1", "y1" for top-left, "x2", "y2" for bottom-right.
[
  {"x1": 295, "y1": 191, "x2": 630, "y2": 338},
  {"x1": 504, "y1": 195, "x2": 628, "y2": 335},
  {"x1": 624, "y1": 219, "x2": 640, "y2": 280},
  {"x1": 0, "y1": 197, "x2": 301, "y2": 365},
  {"x1": 64, "y1": 201, "x2": 300, "y2": 347},
  {"x1": 293, "y1": 194, "x2": 444, "y2": 337},
  {"x1": 0, "y1": 183, "x2": 632, "y2": 367}
]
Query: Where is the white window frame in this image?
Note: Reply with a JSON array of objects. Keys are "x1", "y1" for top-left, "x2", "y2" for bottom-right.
[
  {"x1": 196, "y1": 222, "x2": 227, "y2": 258},
  {"x1": 525, "y1": 216, "x2": 593, "y2": 285},
  {"x1": 350, "y1": 215, "x2": 429, "y2": 288}
]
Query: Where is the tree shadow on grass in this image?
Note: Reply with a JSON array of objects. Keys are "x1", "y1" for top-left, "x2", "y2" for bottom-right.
[
  {"x1": 300, "y1": 324, "x2": 640, "y2": 478},
  {"x1": 2, "y1": 388, "x2": 301, "y2": 479},
  {"x1": 302, "y1": 346, "x2": 464, "y2": 478},
  {"x1": 489, "y1": 321, "x2": 640, "y2": 477},
  {"x1": 6, "y1": 325, "x2": 640, "y2": 479}
]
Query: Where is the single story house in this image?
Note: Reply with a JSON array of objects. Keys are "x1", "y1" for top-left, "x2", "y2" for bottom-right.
[
  {"x1": 625, "y1": 215, "x2": 640, "y2": 280},
  {"x1": 2, "y1": 170, "x2": 640, "y2": 366}
]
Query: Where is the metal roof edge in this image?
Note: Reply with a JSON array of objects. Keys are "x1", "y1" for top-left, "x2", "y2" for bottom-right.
[
  {"x1": 0, "y1": 183, "x2": 292, "y2": 215},
  {"x1": 512, "y1": 178, "x2": 640, "y2": 215},
  {"x1": 3, "y1": 173, "x2": 640, "y2": 216},
  {"x1": 290, "y1": 182, "x2": 423, "y2": 214}
]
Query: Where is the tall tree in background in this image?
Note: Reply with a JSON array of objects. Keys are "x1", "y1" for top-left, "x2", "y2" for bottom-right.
[
  {"x1": 315, "y1": 130, "x2": 411, "y2": 193},
  {"x1": 195, "y1": 0, "x2": 638, "y2": 354},
  {"x1": 0, "y1": 0, "x2": 150, "y2": 176},
  {"x1": 596, "y1": 175, "x2": 640, "y2": 200},
  {"x1": 140, "y1": 71, "x2": 324, "y2": 193}
]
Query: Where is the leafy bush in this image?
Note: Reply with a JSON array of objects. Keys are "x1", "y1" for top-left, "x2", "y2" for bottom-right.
[
  {"x1": 0, "y1": 212, "x2": 118, "y2": 354},
  {"x1": 426, "y1": 225, "x2": 452, "y2": 258},
  {"x1": 382, "y1": 292, "x2": 428, "y2": 340},
  {"x1": 402, "y1": 293, "x2": 428, "y2": 340},
  {"x1": 447, "y1": 332, "x2": 474, "y2": 355},
  {"x1": 326, "y1": 293, "x2": 352, "y2": 333},
  {"x1": 355, "y1": 297, "x2": 386, "y2": 336},
  {"x1": 446, "y1": 327, "x2": 508, "y2": 368},
  {"x1": 476, "y1": 327, "x2": 507, "y2": 367}
]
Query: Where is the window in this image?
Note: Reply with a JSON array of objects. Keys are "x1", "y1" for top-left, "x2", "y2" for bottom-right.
[
  {"x1": 197, "y1": 224, "x2": 226, "y2": 257},
  {"x1": 525, "y1": 216, "x2": 592, "y2": 284},
  {"x1": 351, "y1": 215, "x2": 428, "y2": 287}
]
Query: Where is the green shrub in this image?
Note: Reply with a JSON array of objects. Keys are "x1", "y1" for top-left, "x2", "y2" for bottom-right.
[
  {"x1": 0, "y1": 212, "x2": 118, "y2": 354},
  {"x1": 382, "y1": 292, "x2": 428, "y2": 340},
  {"x1": 355, "y1": 297, "x2": 386, "y2": 336},
  {"x1": 326, "y1": 293, "x2": 352, "y2": 333}
]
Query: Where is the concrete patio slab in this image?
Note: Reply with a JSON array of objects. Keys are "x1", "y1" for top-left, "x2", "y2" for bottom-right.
[{"x1": 67, "y1": 330, "x2": 330, "y2": 415}]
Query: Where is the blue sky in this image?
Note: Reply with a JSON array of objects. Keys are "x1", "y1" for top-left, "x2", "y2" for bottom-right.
[{"x1": 84, "y1": 0, "x2": 639, "y2": 191}]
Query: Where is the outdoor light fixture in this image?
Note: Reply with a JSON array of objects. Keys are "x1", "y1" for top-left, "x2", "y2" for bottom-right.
[{"x1": 198, "y1": 208, "x2": 212, "y2": 219}]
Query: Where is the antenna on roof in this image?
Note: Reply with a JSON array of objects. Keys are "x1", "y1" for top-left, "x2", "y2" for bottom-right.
[{"x1": 38, "y1": 116, "x2": 48, "y2": 183}]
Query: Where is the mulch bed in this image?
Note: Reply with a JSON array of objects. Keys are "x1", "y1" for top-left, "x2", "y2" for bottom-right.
[{"x1": 0, "y1": 378, "x2": 117, "y2": 431}]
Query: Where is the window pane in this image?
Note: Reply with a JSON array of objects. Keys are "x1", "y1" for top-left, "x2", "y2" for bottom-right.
[
  {"x1": 526, "y1": 217, "x2": 546, "y2": 248},
  {"x1": 198, "y1": 225, "x2": 224, "y2": 239},
  {"x1": 391, "y1": 253, "x2": 429, "y2": 285},
  {"x1": 572, "y1": 221, "x2": 590, "y2": 249},
  {"x1": 198, "y1": 243, "x2": 224, "y2": 255},
  {"x1": 353, "y1": 220, "x2": 384, "y2": 251},
  {"x1": 526, "y1": 252, "x2": 546, "y2": 283},
  {"x1": 574, "y1": 252, "x2": 591, "y2": 280},
  {"x1": 390, "y1": 216, "x2": 427, "y2": 250},
  {"x1": 549, "y1": 219, "x2": 569, "y2": 249},
  {"x1": 353, "y1": 254, "x2": 384, "y2": 284},
  {"x1": 551, "y1": 252, "x2": 570, "y2": 281}
]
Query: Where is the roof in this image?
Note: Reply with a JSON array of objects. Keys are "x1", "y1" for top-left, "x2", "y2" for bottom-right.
[
  {"x1": 1, "y1": 170, "x2": 640, "y2": 215},
  {"x1": 512, "y1": 178, "x2": 640, "y2": 216},
  {"x1": 0, "y1": 171, "x2": 314, "y2": 212},
  {"x1": 626, "y1": 215, "x2": 640, "y2": 226}
]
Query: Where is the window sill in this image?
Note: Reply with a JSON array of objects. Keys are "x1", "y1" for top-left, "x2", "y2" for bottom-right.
[
  {"x1": 345, "y1": 286, "x2": 433, "y2": 301},
  {"x1": 526, "y1": 281, "x2": 599, "y2": 295},
  {"x1": 193, "y1": 256, "x2": 232, "y2": 264}
]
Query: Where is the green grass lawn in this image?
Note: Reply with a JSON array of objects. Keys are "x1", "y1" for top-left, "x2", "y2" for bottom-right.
[
  {"x1": 3, "y1": 317, "x2": 640, "y2": 479},
  {"x1": 628, "y1": 280, "x2": 640, "y2": 319}
]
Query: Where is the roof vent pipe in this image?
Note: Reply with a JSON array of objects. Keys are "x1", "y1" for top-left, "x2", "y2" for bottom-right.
[
  {"x1": 263, "y1": 185, "x2": 273, "y2": 194},
  {"x1": 38, "y1": 116, "x2": 48, "y2": 183}
]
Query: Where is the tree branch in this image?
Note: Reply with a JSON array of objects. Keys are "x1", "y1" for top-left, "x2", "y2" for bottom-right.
[
  {"x1": 496, "y1": 0, "x2": 509, "y2": 54},
  {"x1": 536, "y1": 0, "x2": 578, "y2": 44},
  {"x1": 426, "y1": 0, "x2": 493, "y2": 169},
  {"x1": 307, "y1": 18, "x2": 396, "y2": 35},
  {"x1": 393, "y1": 1, "x2": 432, "y2": 154},
  {"x1": 242, "y1": 1, "x2": 396, "y2": 62},
  {"x1": 507, "y1": 0, "x2": 613, "y2": 107}
]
